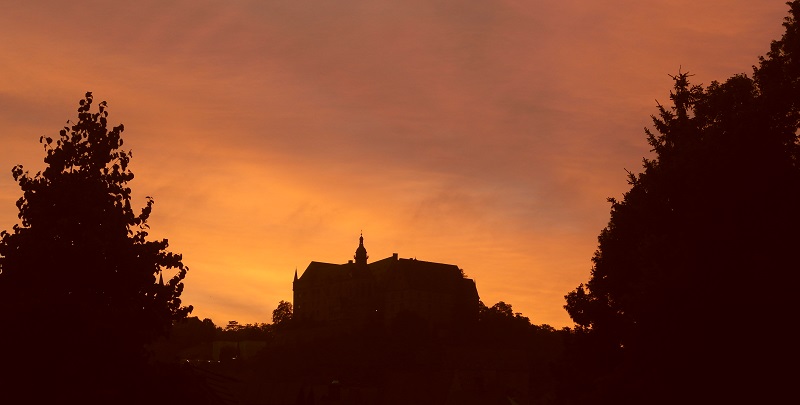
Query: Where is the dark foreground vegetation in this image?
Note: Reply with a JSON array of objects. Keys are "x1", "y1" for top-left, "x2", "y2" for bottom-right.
[
  {"x1": 561, "y1": 2, "x2": 800, "y2": 403},
  {"x1": 0, "y1": 91, "x2": 193, "y2": 403},
  {"x1": 2, "y1": 2, "x2": 800, "y2": 404},
  {"x1": 148, "y1": 301, "x2": 564, "y2": 405}
]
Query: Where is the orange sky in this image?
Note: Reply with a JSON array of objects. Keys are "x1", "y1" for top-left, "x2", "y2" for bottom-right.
[{"x1": 0, "y1": 1, "x2": 789, "y2": 328}]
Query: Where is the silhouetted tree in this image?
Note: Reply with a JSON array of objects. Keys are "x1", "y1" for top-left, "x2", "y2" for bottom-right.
[
  {"x1": 272, "y1": 300, "x2": 293, "y2": 327},
  {"x1": 214, "y1": 319, "x2": 272, "y2": 342},
  {"x1": 479, "y1": 300, "x2": 530, "y2": 323},
  {"x1": 0, "y1": 92, "x2": 191, "y2": 399},
  {"x1": 562, "y1": 3, "x2": 800, "y2": 403},
  {"x1": 477, "y1": 301, "x2": 530, "y2": 336},
  {"x1": 225, "y1": 320, "x2": 244, "y2": 332}
]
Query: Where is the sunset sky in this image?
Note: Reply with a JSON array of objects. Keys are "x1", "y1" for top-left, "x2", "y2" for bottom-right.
[{"x1": 0, "y1": 1, "x2": 789, "y2": 328}]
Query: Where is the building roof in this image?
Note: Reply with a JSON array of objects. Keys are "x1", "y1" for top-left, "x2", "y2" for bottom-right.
[
  {"x1": 296, "y1": 255, "x2": 472, "y2": 292},
  {"x1": 294, "y1": 235, "x2": 476, "y2": 295},
  {"x1": 295, "y1": 261, "x2": 355, "y2": 286},
  {"x1": 385, "y1": 258, "x2": 463, "y2": 292}
]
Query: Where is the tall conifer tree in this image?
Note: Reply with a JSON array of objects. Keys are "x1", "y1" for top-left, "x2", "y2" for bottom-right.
[{"x1": 562, "y1": 2, "x2": 800, "y2": 403}]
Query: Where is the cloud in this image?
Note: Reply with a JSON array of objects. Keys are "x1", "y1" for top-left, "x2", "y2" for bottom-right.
[{"x1": 0, "y1": 0, "x2": 791, "y2": 327}]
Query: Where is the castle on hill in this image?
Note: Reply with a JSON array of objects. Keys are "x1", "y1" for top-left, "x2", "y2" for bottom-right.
[{"x1": 292, "y1": 234, "x2": 480, "y2": 334}]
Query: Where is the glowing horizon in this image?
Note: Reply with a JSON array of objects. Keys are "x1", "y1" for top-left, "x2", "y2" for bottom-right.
[{"x1": 0, "y1": 1, "x2": 789, "y2": 328}]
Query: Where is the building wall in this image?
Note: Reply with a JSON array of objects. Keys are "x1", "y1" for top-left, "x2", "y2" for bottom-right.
[
  {"x1": 295, "y1": 270, "x2": 476, "y2": 333},
  {"x1": 294, "y1": 278, "x2": 377, "y2": 327}
]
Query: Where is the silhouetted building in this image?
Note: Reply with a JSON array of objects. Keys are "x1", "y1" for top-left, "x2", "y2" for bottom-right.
[{"x1": 293, "y1": 234, "x2": 480, "y2": 335}]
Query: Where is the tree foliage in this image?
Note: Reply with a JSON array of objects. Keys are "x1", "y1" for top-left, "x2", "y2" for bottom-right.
[
  {"x1": 0, "y1": 93, "x2": 191, "y2": 394},
  {"x1": 477, "y1": 300, "x2": 532, "y2": 339},
  {"x1": 272, "y1": 299, "x2": 293, "y2": 327},
  {"x1": 562, "y1": 3, "x2": 800, "y2": 403}
]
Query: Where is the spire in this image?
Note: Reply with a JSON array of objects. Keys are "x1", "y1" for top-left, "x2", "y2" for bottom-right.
[
  {"x1": 294, "y1": 268, "x2": 298, "y2": 282},
  {"x1": 354, "y1": 232, "x2": 368, "y2": 265},
  {"x1": 158, "y1": 271, "x2": 164, "y2": 287}
]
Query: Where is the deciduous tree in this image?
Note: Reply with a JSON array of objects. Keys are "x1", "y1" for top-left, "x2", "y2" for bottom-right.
[
  {"x1": 0, "y1": 92, "x2": 192, "y2": 397},
  {"x1": 272, "y1": 300, "x2": 293, "y2": 327}
]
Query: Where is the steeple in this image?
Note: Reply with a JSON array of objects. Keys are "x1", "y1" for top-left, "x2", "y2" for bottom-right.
[
  {"x1": 354, "y1": 232, "x2": 368, "y2": 265},
  {"x1": 294, "y1": 268, "x2": 298, "y2": 282}
]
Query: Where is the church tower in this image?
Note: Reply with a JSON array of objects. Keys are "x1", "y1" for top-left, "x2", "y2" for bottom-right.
[{"x1": 354, "y1": 232, "x2": 368, "y2": 265}]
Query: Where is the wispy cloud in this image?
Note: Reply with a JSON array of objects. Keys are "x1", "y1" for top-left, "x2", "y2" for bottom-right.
[{"x1": 0, "y1": 0, "x2": 789, "y2": 327}]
